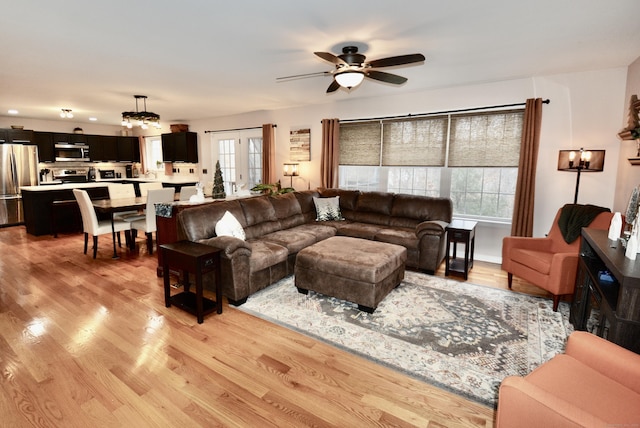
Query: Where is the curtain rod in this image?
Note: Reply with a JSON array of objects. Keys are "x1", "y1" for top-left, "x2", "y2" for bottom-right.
[
  {"x1": 204, "y1": 124, "x2": 277, "y2": 133},
  {"x1": 333, "y1": 99, "x2": 550, "y2": 123}
]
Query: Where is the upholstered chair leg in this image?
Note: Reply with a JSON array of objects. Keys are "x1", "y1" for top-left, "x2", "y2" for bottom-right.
[
  {"x1": 117, "y1": 231, "x2": 122, "y2": 247},
  {"x1": 146, "y1": 232, "x2": 153, "y2": 255},
  {"x1": 552, "y1": 295, "x2": 560, "y2": 312},
  {"x1": 507, "y1": 272, "x2": 513, "y2": 289},
  {"x1": 84, "y1": 232, "x2": 89, "y2": 254},
  {"x1": 93, "y1": 236, "x2": 98, "y2": 259}
]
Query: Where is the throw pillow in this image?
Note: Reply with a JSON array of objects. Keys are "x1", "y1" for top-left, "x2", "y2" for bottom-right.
[
  {"x1": 313, "y1": 196, "x2": 344, "y2": 221},
  {"x1": 215, "y1": 211, "x2": 246, "y2": 240}
]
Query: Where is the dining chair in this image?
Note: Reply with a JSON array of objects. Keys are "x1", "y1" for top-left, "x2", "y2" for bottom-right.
[
  {"x1": 127, "y1": 188, "x2": 175, "y2": 255},
  {"x1": 138, "y1": 182, "x2": 164, "y2": 197},
  {"x1": 179, "y1": 186, "x2": 198, "y2": 201},
  {"x1": 107, "y1": 183, "x2": 142, "y2": 221},
  {"x1": 72, "y1": 189, "x2": 132, "y2": 259}
]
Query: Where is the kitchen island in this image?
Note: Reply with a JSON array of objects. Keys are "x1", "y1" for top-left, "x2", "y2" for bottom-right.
[{"x1": 21, "y1": 178, "x2": 197, "y2": 236}]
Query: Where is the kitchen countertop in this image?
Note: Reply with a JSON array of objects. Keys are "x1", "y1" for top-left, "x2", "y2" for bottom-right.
[{"x1": 22, "y1": 177, "x2": 198, "y2": 192}]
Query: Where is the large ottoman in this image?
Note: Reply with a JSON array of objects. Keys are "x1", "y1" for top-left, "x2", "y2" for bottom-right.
[{"x1": 294, "y1": 236, "x2": 407, "y2": 313}]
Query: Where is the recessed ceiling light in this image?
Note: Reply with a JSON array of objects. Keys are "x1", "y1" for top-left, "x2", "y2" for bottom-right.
[
  {"x1": 8, "y1": 109, "x2": 18, "y2": 115},
  {"x1": 89, "y1": 117, "x2": 97, "y2": 121}
]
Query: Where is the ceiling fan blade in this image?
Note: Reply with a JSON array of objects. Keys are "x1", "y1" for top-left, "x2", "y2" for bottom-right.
[
  {"x1": 276, "y1": 71, "x2": 330, "y2": 81},
  {"x1": 326, "y1": 80, "x2": 341, "y2": 93},
  {"x1": 314, "y1": 51, "x2": 347, "y2": 66},
  {"x1": 367, "y1": 53, "x2": 425, "y2": 68},
  {"x1": 365, "y1": 70, "x2": 408, "y2": 85}
]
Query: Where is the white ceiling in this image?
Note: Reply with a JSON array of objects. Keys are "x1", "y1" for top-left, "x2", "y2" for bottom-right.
[{"x1": 2, "y1": 0, "x2": 640, "y2": 127}]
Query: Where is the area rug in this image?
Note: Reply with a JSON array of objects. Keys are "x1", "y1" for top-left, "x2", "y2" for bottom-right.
[{"x1": 237, "y1": 271, "x2": 573, "y2": 407}]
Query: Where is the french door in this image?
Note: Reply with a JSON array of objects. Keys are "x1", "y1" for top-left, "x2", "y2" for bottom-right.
[{"x1": 211, "y1": 130, "x2": 262, "y2": 195}]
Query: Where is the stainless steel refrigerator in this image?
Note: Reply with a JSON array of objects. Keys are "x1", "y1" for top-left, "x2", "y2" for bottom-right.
[{"x1": 0, "y1": 144, "x2": 39, "y2": 226}]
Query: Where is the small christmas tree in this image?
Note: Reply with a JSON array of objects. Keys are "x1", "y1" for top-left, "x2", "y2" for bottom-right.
[{"x1": 212, "y1": 160, "x2": 226, "y2": 199}]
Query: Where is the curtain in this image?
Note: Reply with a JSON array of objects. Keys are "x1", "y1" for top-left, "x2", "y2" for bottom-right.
[
  {"x1": 321, "y1": 118, "x2": 340, "y2": 188},
  {"x1": 138, "y1": 136, "x2": 147, "y2": 173},
  {"x1": 262, "y1": 124, "x2": 275, "y2": 184},
  {"x1": 511, "y1": 98, "x2": 543, "y2": 237}
]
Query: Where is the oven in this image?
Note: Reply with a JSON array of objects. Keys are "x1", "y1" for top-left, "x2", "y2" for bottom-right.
[
  {"x1": 53, "y1": 169, "x2": 89, "y2": 184},
  {"x1": 54, "y1": 143, "x2": 90, "y2": 162}
]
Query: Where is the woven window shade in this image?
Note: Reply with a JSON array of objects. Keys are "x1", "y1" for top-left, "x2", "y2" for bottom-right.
[
  {"x1": 449, "y1": 110, "x2": 524, "y2": 167},
  {"x1": 382, "y1": 117, "x2": 447, "y2": 166},
  {"x1": 339, "y1": 122, "x2": 382, "y2": 165}
]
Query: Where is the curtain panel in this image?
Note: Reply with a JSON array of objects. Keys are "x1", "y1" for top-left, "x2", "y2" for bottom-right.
[
  {"x1": 262, "y1": 124, "x2": 276, "y2": 184},
  {"x1": 321, "y1": 119, "x2": 340, "y2": 188},
  {"x1": 511, "y1": 98, "x2": 543, "y2": 237}
]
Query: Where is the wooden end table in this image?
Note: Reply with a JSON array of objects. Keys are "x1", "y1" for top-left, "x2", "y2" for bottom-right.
[
  {"x1": 445, "y1": 219, "x2": 477, "y2": 280},
  {"x1": 160, "y1": 241, "x2": 222, "y2": 323}
]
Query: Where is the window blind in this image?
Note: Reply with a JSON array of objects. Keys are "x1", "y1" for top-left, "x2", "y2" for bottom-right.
[
  {"x1": 381, "y1": 117, "x2": 447, "y2": 166},
  {"x1": 339, "y1": 122, "x2": 381, "y2": 166},
  {"x1": 448, "y1": 110, "x2": 524, "y2": 167}
]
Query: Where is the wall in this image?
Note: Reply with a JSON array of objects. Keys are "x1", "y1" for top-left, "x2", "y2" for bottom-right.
[
  {"x1": 189, "y1": 67, "x2": 628, "y2": 263},
  {"x1": 0, "y1": 117, "x2": 127, "y2": 136},
  {"x1": 614, "y1": 56, "x2": 640, "y2": 214}
]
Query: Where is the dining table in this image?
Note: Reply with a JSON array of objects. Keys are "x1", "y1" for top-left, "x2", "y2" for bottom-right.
[{"x1": 92, "y1": 196, "x2": 146, "y2": 259}]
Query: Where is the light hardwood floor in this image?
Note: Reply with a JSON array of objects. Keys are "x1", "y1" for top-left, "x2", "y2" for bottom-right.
[{"x1": 0, "y1": 226, "x2": 551, "y2": 427}]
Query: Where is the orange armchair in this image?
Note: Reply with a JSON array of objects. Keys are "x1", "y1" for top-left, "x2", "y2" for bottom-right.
[
  {"x1": 502, "y1": 206, "x2": 613, "y2": 311},
  {"x1": 496, "y1": 331, "x2": 640, "y2": 427}
]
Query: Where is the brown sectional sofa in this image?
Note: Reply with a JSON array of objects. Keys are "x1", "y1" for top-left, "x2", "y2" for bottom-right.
[{"x1": 176, "y1": 188, "x2": 452, "y2": 305}]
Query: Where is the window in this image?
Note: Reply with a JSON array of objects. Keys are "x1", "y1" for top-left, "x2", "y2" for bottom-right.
[
  {"x1": 144, "y1": 136, "x2": 163, "y2": 170},
  {"x1": 338, "y1": 110, "x2": 524, "y2": 221},
  {"x1": 211, "y1": 130, "x2": 262, "y2": 195}
]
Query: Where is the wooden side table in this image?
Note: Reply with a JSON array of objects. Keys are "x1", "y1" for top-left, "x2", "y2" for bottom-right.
[
  {"x1": 160, "y1": 241, "x2": 222, "y2": 323},
  {"x1": 445, "y1": 219, "x2": 477, "y2": 280}
]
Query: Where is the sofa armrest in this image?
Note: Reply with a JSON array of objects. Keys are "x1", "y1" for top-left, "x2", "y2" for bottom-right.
[
  {"x1": 502, "y1": 235, "x2": 553, "y2": 253},
  {"x1": 199, "y1": 235, "x2": 252, "y2": 259},
  {"x1": 565, "y1": 331, "x2": 640, "y2": 395},
  {"x1": 497, "y1": 376, "x2": 606, "y2": 428},
  {"x1": 415, "y1": 220, "x2": 447, "y2": 238}
]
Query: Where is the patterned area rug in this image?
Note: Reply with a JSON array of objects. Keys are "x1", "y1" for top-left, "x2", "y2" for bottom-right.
[{"x1": 237, "y1": 271, "x2": 573, "y2": 407}]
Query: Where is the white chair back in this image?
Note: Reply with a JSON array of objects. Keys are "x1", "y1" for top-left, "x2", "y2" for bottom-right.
[
  {"x1": 179, "y1": 186, "x2": 198, "y2": 201},
  {"x1": 107, "y1": 183, "x2": 136, "y2": 200},
  {"x1": 73, "y1": 189, "x2": 99, "y2": 235},
  {"x1": 144, "y1": 188, "x2": 175, "y2": 233},
  {"x1": 139, "y1": 182, "x2": 163, "y2": 197}
]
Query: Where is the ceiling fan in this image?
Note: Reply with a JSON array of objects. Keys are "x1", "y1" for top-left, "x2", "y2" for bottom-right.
[{"x1": 277, "y1": 46, "x2": 426, "y2": 93}]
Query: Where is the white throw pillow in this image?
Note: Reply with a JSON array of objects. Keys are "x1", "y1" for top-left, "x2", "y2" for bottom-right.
[
  {"x1": 313, "y1": 196, "x2": 344, "y2": 221},
  {"x1": 215, "y1": 211, "x2": 246, "y2": 240}
]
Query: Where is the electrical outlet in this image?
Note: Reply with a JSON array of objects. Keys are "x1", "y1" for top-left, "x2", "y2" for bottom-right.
[{"x1": 203, "y1": 168, "x2": 207, "y2": 174}]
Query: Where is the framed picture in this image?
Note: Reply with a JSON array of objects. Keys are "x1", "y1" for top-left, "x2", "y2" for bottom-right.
[{"x1": 290, "y1": 128, "x2": 310, "y2": 162}]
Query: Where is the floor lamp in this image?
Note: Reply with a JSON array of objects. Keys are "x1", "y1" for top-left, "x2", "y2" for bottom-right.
[{"x1": 558, "y1": 148, "x2": 606, "y2": 204}]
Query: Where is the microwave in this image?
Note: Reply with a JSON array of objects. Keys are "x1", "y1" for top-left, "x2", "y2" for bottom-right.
[{"x1": 54, "y1": 143, "x2": 90, "y2": 162}]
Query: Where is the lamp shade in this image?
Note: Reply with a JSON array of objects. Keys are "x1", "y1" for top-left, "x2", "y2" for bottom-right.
[
  {"x1": 334, "y1": 71, "x2": 364, "y2": 88},
  {"x1": 283, "y1": 163, "x2": 299, "y2": 176},
  {"x1": 558, "y1": 149, "x2": 605, "y2": 171}
]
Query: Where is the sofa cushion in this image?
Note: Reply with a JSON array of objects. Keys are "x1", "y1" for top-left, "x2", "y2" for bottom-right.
[
  {"x1": 247, "y1": 239, "x2": 288, "y2": 271},
  {"x1": 511, "y1": 248, "x2": 553, "y2": 275},
  {"x1": 314, "y1": 196, "x2": 344, "y2": 221},
  {"x1": 215, "y1": 210, "x2": 246, "y2": 240},
  {"x1": 337, "y1": 222, "x2": 385, "y2": 240},
  {"x1": 318, "y1": 188, "x2": 360, "y2": 211},
  {"x1": 287, "y1": 223, "x2": 337, "y2": 242},
  {"x1": 356, "y1": 191, "x2": 394, "y2": 215},
  {"x1": 375, "y1": 227, "x2": 419, "y2": 249},
  {"x1": 270, "y1": 192, "x2": 305, "y2": 229},
  {"x1": 261, "y1": 229, "x2": 317, "y2": 253},
  {"x1": 177, "y1": 200, "x2": 245, "y2": 242},
  {"x1": 390, "y1": 194, "x2": 453, "y2": 228},
  {"x1": 240, "y1": 196, "x2": 281, "y2": 239}
]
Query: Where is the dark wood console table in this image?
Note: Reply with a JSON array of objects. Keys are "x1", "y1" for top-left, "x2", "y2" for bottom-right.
[
  {"x1": 445, "y1": 219, "x2": 477, "y2": 280},
  {"x1": 570, "y1": 228, "x2": 640, "y2": 353}
]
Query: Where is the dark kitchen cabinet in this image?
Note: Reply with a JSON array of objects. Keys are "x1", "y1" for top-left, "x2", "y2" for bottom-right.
[
  {"x1": 88, "y1": 135, "x2": 118, "y2": 161},
  {"x1": 51, "y1": 132, "x2": 70, "y2": 144},
  {"x1": 69, "y1": 134, "x2": 87, "y2": 144},
  {"x1": 33, "y1": 131, "x2": 55, "y2": 162},
  {"x1": 0, "y1": 128, "x2": 34, "y2": 144},
  {"x1": 117, "y1": 136, "x2": 140, "y2": 162},
  {"x1": 162, "y1": 132, "x2": 198, "y2": 163}
]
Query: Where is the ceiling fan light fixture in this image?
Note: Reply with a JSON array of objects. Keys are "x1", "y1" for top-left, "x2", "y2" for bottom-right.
[{"x1": 335, "y1": 71, "x2": 364, "y2": 89}]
